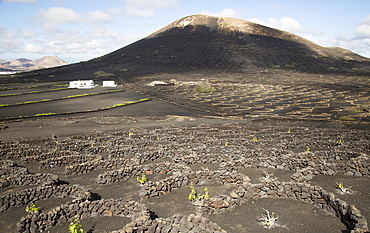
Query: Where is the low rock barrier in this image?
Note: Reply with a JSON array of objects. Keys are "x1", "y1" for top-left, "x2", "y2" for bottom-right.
[
  {"x1": 0, "y1": 159, "x2": 59, "y2": 188},
  {"x1": 17, "y1": 199, "x2": 149, "y2": 233},
  {"x1": 40, "y1": 154, "x2": 102, "y2": 168},
  {"x1": 97, "y1": 162, "x2": 191, "y2": 185},
  {"x1": 0, "y1": 184, "x2": 90, "y2": 213},
  {"x1": 139, "y1": 169, "x2": 368, "y2": 233},
  {"x1": 219, "y1": 152, "x2": 370, "y2": 181},
  {"x1": 65, "y1": 157, "x2": 129, "y2": 176},
  {"x1": 113, "y1": 213, "x2": 227, "y2": 233}
]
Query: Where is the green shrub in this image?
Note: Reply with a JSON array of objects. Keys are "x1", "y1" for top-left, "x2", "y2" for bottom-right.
[
  {"x1": 285, "y1": 65, "x2": 293, "y2": 68},
  {"x1": 195, "y1": 85, "x2": 217, "y2": 93},
  {"x1": 272, "y1": 65, "x2": 280, "y2": 68},
  {"x1": 93, "y1": 71, "x2": 115, "y2": 78},
  {"x1": 69, "y1": 218, "x2": 84, "y2": 233},
  {"x1": 328, "y1": 67, "x2": 337, "y2": 71},
  {"x1": 291, "y1": 62, "x2": 297, "y2": 66},
  {"x1": 338, "y1": 116, "x2": 355, "y2": 121},
  {"x1": 120, "y1": 69, "x2": 128, "y2": 72}
]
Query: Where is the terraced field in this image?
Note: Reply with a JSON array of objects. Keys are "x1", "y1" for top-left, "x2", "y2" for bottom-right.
[{"x1": 1, "y1": 124, "x2": 369, "y2": 232}]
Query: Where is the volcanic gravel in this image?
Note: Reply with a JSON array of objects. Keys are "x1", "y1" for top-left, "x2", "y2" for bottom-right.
[{"x1": 1, "y1": 124, "x2": 369, "y2": 232}]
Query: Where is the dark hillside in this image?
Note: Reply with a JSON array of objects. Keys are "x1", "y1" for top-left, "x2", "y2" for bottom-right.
[{"x1": 2, "y1": 15, "x2": 369, "y2": 83}]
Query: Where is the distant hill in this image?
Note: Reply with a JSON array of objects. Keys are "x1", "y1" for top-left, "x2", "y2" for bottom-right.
[
  {"x1": 2, "y1": 15, "x2": 370, "y2": 82},
  {"x1": 0, "y1": 56, "x2": 68, "y2": 72}
]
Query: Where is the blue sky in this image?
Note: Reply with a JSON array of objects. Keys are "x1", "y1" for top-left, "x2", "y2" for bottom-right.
[{"x1": 0, "y1": 0, "x2": 369, "y2": 63}]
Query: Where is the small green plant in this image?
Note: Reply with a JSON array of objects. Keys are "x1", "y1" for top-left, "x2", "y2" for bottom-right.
[
  {"x1": 328, "y1": 67, "x2": 337, "y2": 71},
  {"x1": 285, "y1": 65, "x2": 293, "y2": 68},
  {"x1": 189, "y1": 185, "x2": 197, "y2": 201},
  {"x1": 198, "y1": 187, "x2": 210, "y2": 200},
  {"x1": 129, "y1": 131, "x2": 134, "y2": 137},
  {"x1": 338, "y1": 116, "x2": 355, "y2": 121},
  {"x1": 137, "y1": 174, "x2": 147, "y2": 184},
  {"x1": 257, "y1": 209, "x2": 278, "y2": 228},
  {"x1": 157, "y1": 135, "x2": 160, "y2": 141},
  {"x1": 351, "y1": 68, "x2": 359, "y2": 71},
  {"x1": 120, "y1": 69, "x2": 128, "y2": 72},
  {"x1": 288, "y1": 128, "x2": 291, "y2": 133},
  {"x1": 336, "y1": 182, "x2": 354, "y2": 195},
  {"x1": 336, "y1": 139, "x2": 342, "y2": 144},
  {"x1": 225, "y1": 142, "x2": 228, "y2": 146},
  {"x1": 259, "y1": 169, "x2": 276, "y2": 182},
  {"x1": 272, "y1": 65, "x2": 280, "y2": 68},
  {"x1": 291, "y1": 62, "x2": 297, "y2": 66},
  {"x1": 69, "y1": 218, "x2": 84, "y2": 233},
  {"x1": 189, "y1": 186, "x2": 209, "y2": 202},
  {"x1": 195, "y1": 85, "x2": 217, "y2": 93},
  {"x1": 306, "y1": 147, "x2": 310, "y2": 152},
  {"x1": 26, "y1": 202, "x2": 38, "y2": 214},
  {"x1": 252, "y1": 137, "x2": 258, "y2": 142},
  {"x1": 35, "y1": 112, "x2": 55, "y2": 117}
]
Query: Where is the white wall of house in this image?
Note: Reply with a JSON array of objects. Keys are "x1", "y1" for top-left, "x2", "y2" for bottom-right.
[
  {"x1": 103, "y1": 81, "x2": 117, "y2": 87},
  {"x1": 68, "y1": 80, "x2": 95, "y2": 89}
]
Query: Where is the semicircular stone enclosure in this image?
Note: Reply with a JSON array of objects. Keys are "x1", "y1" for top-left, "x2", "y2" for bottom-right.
[{"x1": 1, "y1": 124, "x2": 369, "y2": 233}]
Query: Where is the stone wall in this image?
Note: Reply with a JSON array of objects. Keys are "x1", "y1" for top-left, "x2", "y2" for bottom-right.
[
  {"x1": 137, "y1": 169, "x2": 368, "y2": 233},
  {"x1": 0, "y1": 184, "x2": 90, "y2": 213},
  {"x1": 97, "y1": 162, "x2": 191, "y2": 185},
  {"x1": 17, "y1": 199, "x2": 149, "y2": 233},
  {"x1": 0, "y1": 159, "x2": 59, "y2": 188},
  {"x1": 113, "y1": 213, "x2": 226, "y2": 233},
  {"x1": 65, "y1": 157, "x2": 128, "y2": 176}
]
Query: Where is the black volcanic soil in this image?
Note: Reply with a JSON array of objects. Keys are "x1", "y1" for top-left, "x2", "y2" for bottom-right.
[
  {"x1": 0, "y1": 14, "x2": 370, "y2": 233},
  {"x1": 1, "y1": 115, "x2": 369, "y2": 233}
]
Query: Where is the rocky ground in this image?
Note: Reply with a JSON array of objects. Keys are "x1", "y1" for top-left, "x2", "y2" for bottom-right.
[
  {"x1": 1, "y1": 122, "x2": 369, "y2": 233},
  {"x1": 0, "y1": 71, "x2": 369, "y2": 233}
]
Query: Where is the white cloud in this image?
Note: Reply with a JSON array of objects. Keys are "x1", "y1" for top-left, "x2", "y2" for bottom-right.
[
  {"x1": 107, "y1": 7, "x2": 125, "y2": 15},
  {"x1": 123, "y1": 0, "x2": 178, "y2": 18},
  {"x1": 41, "y1": 22, "x2": 58, "y2": 31},
  {"x1": 0, "y1": 38, "x2": 23, "y2": 53},
  {"x1": 273, "y1": 1, "x2": 287, "y2": 11},
  {"x1": 3, "y1": 28, "x2": 16, "y2": 39},
  {"x1": 354, "y1": 14, "x2": 370, "y2": 39},
  {"x1": 200, "y1": 9, "x2": 241, "y2": 18},
  {"x1": 86, "y1": 10, "x2": 113, "y2": 23},
  {"x1": 266, "y1": 17, "x2": 306, "y2": 33},
  {"x1": 248, "y1": 17, "x2": 305, "y2": 33},
  {"x1": 123, "y1": 0, "x2": 178, "y2": 9},
  {"x1": 39, "y1": 7, "x2": 84, "y2": 23},
  {"x1": 46, "y1": 39, "x2": 106, "y2": 54},
  {"x1": 38, "y1": 7, "x2": 114, "y2": 24},
  {"x1": 17, "y1": 30, "x2": 37, "y2": 38},
  {"x1": 247, "y1": 17, "x2": 266, "y2": 26},
  {"x1": 88, "y1": 26, "x2": 118, "y2": 39},
  {"x1": 331, "y1": 14, "x2": 370, "y2": 58},
  {"x1": 22, "y1": 44, "x2": 44, "y2": 53},
  {"x1": 125, "y1": 5, "x2": 156, "y2": 18},
  {"x1": 3, "y1": 0, "x2": 37, "y2": 3}
]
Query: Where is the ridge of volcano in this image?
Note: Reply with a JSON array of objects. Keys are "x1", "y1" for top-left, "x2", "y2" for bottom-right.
[{"x1": 5, "y1": 15, "x2": 370, "y2": 82}]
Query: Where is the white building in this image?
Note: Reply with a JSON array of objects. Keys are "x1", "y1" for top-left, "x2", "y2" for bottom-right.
[
  {"x1": 102, "y1": 80, "x2": 117, "y2": 87},
  {"x1": 68, "y1": 80, "x2": 95, "y2": 89}
]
